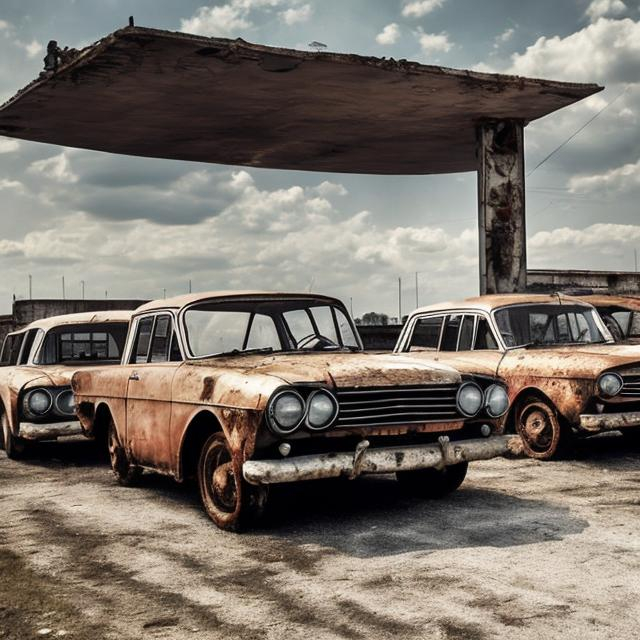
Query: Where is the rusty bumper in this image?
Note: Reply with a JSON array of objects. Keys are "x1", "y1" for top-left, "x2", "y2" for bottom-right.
[
  {"x1": 18, "y1": 420, "x2": 84, "y2": 441},
  {"x1": 243, "y1": 434, "x2": 523, "y2": 485},
  {"x1": 580, "y1": 412, "x2": 640, "y2": 432}
]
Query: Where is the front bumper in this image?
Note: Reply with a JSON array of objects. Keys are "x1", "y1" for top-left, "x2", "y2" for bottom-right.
[
  {"x1": 243, "y1": 434, "x2": 523, "y2": 485},
  {"x1": 579, "y1": 412, "x2": 640, "y2": 432},
  {"x1": 18, "y1": 420, "x2": 84, "y2": 441}
]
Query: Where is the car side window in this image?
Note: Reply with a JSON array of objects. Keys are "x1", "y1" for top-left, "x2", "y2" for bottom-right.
[
  {"x1": 149, "y1": 315, "x2": 172, "y2": 363},
  {"x1": 18, "y1": 329, "x2": 39, "y2": 365},
  {"x1": 1, "y1": 333, "x2": 24, "y2": 365},
  {"x1": 130, "y1": 317, "x2": 154, "y2": 364},
  {"x1": 440, "y1": 315, "x2": 461, "y2": 351},
  {"x1": 457, "y1": 315, "x2": 475, "y2": 351},
  {"x1": 474, "y1": 317, "x2": 499, "y2": 350},
  {"x1": 408, "y1": 316, "x2": 443, "y2": 351}
]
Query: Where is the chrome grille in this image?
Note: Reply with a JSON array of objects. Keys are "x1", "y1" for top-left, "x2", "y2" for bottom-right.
[
  {"x1": 335, "y1": 384, "x2": 461, "y2": 428},
  {"x1": 621, "y1": 375, "x2": 640, "y2": 397}
]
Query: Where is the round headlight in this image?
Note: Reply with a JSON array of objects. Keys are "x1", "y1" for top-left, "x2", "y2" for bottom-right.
[
  {"x1": 306, "y1": 390, "x2": 338, "y2": 431},
  {"x1": 484, "y1": 384, "x2": 509, "y2": 418},
  {"x1": 597, "y1": 372, "x2": 623, "y2": 397},
  {"x1": 55, "y1": 389, "x2": 76, "y2": 416},
  {"x1": 267, "y1": 390, "x2": 305, "y2": 435},
  {"x1": 25, "y1": 389, "x2": 53, "y2": 416},
  {"x1": 456, "y1": 382, "x2": 483, "y2": 417}
]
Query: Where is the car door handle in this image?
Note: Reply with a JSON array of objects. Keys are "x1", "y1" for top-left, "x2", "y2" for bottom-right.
[{"x1": 129, "y1": 372, "x2": 139, "y2": 381}]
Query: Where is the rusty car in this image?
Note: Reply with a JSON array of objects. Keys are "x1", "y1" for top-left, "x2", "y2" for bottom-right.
[
  {"x1": 72, "y1": 291, "x2": 520, "y2": 531},
  {"x1": 0, "y1": 311, "x2": 132, "y2": 458},
  {"x1": 395, "y1": 294, "x2": 640, "y2": 459},
  {"x1": 570, "y1": 294, "x2": 640, "y2": 344}
]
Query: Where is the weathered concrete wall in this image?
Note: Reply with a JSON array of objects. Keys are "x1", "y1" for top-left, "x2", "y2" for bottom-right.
[
  {"x1": 527, "y1": 270, "x2": 640, "y2": 295},
  {"x1": 0, "y1": 298, "x2": 147, "y2": 344}
]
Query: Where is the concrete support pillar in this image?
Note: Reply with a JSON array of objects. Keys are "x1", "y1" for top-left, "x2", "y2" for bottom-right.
[{"x1": 477, "y1": 120, "x2": 526, "y2": 294}]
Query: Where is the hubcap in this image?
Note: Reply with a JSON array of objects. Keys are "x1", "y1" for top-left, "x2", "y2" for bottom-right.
[
  {"x1": 521, "y1": 407, "x2": 554, "y2": 452},
  {"x1": 207, "y1": 443, "x2": 238, "y2": 514}
]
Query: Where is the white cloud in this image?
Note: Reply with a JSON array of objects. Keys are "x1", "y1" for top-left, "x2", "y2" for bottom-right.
[
  {"x1": 568, "y1": 158, "x2": 640, "y2": 193},
  {"x1": 508, "y1": 17, "x2": 640, "y2": 83},
  {"x1": 585, "y1": 0, "x2": 627, "y2": 22},
  {"x1": 494, "y1": 27, "x2": 515, "y2": 49},
  {"x1": 1, "y1": 169, "x2": 479, "y2": 314},
  {"x1": 0, "y1": 20, "x2": 10, "y2": 31},
  {"x1": 15, "y1": 39, "x2": 43, "y2": 58},
  {"x1": 180, "y1": 5, "x2": 251, "y2": 36},
  {"x1": 280, "y1": 4, "x2": 312, "y2": 25},
  {"x1": 376, "y1": 23, "x2": 400, "y2": 46},
  {"x1": 29, "y1": 152, "x2": 78, "y2": 184},
  {"x1": 0, "y1": 178, "x2": 22, "y2": 191},
  {"x1": 401, "y1": 0, "x2": 446, "y2": 18},
  {"x1": 416, "y1": 29, "x2": 453, "y2": 54},
  {"x1": 0, "y1": 138, "x2": 19, "y2": 153},
  {"x1": 181, "y1": 1, "x2": 309, "y2": 36}
]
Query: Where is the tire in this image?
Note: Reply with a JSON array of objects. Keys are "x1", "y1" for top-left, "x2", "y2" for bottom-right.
[
  {"x1": 397, "y1": 461, "x2": 468, "y2": 498},
  {"x1": 2, "y1": 413, "x2": 28, "y2": 460},
  {"x1": 197, "y1": 432, "x2": 268, "y2": 532},
  {"x1": 108, "y1": 419, "x2": 141, "y2": 486},
  {"x1": 514, "y1": 396, "x2": 568, "y2": 460}
]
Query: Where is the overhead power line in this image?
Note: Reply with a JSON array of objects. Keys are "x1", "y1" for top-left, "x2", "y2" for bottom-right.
[{"x1": 527, "y1": 85, "x2": 631, "y2": 178}]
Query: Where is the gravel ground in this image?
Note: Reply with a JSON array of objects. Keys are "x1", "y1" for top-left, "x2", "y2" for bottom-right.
[{"x1": 1, "y1": 434, "x2": 639, "y2": 640}]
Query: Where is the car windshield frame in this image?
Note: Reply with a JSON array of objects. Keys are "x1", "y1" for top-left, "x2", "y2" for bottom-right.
[
  {"x1": 179, "y1": 296, "x2": 363, "y2": 359},
  {"x1": 492, "y1": 303, "x2": 612, "y2": 349}
]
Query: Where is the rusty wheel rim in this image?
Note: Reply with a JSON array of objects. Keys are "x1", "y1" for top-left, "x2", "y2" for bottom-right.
[
  {"x1": 204, "y1": 440, "x2": 238, "y2": 514},
  {"x1": 108, "y1": 427, "x2": 119, "y2": 470},
  {"x1": 518, "y1": 403, "x2": 559, "y2": 457}
]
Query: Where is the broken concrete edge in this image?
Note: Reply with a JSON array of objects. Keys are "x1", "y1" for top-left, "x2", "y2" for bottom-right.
[{"x1": 0, "y1": 24, "x2": 603, "y2": 118}]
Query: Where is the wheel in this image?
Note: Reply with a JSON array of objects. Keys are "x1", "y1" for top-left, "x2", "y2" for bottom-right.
[
  {"x1": 197, "y1": 432, "x2": 268, "y2": 531},
  {"x1": 2, "y1": 413, "x2": 28, "y2": 460},
  {"x1": 397, "y1": 461, "x2": 468, "y2": 498},
  {"x1": 108, "y1": 419, "x2": 141, "y2": 486},
  {"x1": 514, "y1": 396, "x2": 566, "y2": 460}
]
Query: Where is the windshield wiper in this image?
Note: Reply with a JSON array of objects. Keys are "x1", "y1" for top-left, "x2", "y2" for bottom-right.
[{"x1": 216, "y1": 347, "x2": 275, "y2": 357}]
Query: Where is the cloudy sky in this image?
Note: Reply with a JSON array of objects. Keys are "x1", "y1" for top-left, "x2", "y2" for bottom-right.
[{"x1": 0, "y1": 0, "x2": 638, "y2": 318}]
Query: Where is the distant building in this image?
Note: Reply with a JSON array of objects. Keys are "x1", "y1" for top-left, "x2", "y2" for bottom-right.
[{"x1": 0, "y1": 298, "x2": 148, "y2": 345}]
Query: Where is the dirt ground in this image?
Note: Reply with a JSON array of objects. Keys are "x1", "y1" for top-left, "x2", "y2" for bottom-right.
[{"x1": 1, "y1": 434, "x2": 639, "y2": 640}]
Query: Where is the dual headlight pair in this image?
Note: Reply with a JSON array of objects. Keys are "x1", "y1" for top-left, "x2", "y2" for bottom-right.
[
  {"x1": 457, "y1": 382, "x2": 509, "y2": 419},
  {"x1": 22, "y1": 387, "x2": 75, "y2": 419},
  {"x1": 267, "y1": 388, "x2": 338, "y2": 436},
  {"x1": 597, "y1": 372, "x2": 623, "y2": 398}
]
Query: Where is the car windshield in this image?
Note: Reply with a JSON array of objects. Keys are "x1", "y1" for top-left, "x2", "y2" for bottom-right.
[
  {"x1": 494, "y1": 304, "x2": 608, "y2": 348},
  {"x1": 36, "y1": 322, "x2": 129, "y2": 364},
  {"x1": 183, "y1": 298, "x2": 361, "y2": 358}
]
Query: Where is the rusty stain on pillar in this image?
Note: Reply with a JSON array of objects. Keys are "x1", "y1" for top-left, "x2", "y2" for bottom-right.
[{"x1": 477, "y1": 120, "x2": 526, "y2": 295}]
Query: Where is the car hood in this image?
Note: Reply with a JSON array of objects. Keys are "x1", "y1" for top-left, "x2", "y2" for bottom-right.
[
  {"x1": 188, "y1": 351, "x2": 461, "y2": 388},
  {"x1": 501, "y1": 343, "x2": 640, "y2": 378},
  {"x1": 4, "y1": 363, "x2": 114, "y2": 391}
]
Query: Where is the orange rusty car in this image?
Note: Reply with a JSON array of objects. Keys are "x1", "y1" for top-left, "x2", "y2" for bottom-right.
[
  {"x1": 395, "y1": 294, "x2": 640, "y2": 459},
  {"x1": 570, "y1": 294, "x2": 640, "y2": 344},
  {"x1": 72, "y1": 291, "x2": 518, "y2": 531},
  {"x1": 0, "y1": 311, "x2": 132, "y2": 459}
]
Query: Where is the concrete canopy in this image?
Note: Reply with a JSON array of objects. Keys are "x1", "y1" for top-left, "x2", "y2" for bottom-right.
[{"x1": 0, "y1": 26, "x2": 602, "y2": 175}]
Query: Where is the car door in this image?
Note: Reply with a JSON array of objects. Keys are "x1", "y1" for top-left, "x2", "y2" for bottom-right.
[{"x1": 126, "y1": 313, "x2": 182, "y2": 471}]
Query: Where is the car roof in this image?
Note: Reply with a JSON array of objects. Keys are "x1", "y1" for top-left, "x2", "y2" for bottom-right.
[
  {"x1": 568, "y1": 294, "x2": 640, "y2": 311},
  {"x1": 135, "y1": 290, "x2": 344, "y2": 313},
  {"x1": 412, "y1": 293, "x2": 595, "y2": 315},
  {"x1": 10, "y1": 310, "x2": 134, "y2": 334}
]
